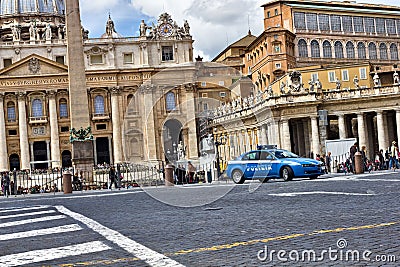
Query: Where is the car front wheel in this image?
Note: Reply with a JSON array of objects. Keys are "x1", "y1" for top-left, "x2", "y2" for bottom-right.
[
  {"x1": 281, "y1": 167, "x2": 293, "y2": 181},
  {"x1": 232, "y1": 169, "x2": 245, "y2": 184}
]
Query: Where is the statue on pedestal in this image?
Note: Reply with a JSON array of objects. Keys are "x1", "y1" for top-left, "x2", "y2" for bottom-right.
[
  {"x1": 373, "y1": 72, "x2": 381, "y2": 87},
  {"x1": 353, "y1": 75, "x2": 359, "y2": 89},
  {"x1": 393, "y1": 71, "x2": 399, "y2": 85},
  {"x1": 177, "y1": 141, "x2": 186, "y2": 160}
]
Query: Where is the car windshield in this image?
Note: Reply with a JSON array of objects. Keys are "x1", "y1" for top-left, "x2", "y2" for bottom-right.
[{"x1": 271, "y1": 150, "x2": 299, "y2": 159}]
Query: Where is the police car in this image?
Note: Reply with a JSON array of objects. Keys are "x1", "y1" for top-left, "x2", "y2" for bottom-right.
[{"x1": 225, "y1": 146, "x2": 325, "y2": 184}]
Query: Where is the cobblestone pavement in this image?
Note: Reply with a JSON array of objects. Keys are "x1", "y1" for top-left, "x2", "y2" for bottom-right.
[{"x1": 0, "y1": 171, "x2": 399, "y2": 266}]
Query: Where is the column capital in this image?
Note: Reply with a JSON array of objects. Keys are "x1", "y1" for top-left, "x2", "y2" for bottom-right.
[
  {"x1": 16, "y1": 91, "x2": 26, "y2": 99},
  {"x1": 47, "y1": 89, "x2": 57, "y2": 98},
  {"x1": 0, "y1": 92, "x2": 4, "y2": 101},
  {"x1": 109, "y1": 86, "x2": 122, "y2": 95}
]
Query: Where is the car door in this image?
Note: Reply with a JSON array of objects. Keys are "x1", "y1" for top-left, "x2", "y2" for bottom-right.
[
  {"x1": 267, "y1": 151, "x2": 280, "y2": 177},
  {"x1": 242, "y1": 151, "x2": 260, "y2": 178},
  {"x1": 259, "y1": 151, "x2": 273, "y2": 177}
]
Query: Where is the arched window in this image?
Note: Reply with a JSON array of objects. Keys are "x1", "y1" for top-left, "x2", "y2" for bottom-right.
[
  {"x1": 357, "y1": 42, "x2": 366, "y2": 59},
  {"x1": 32, "y1": 99, "x2": 43, "y2": 117},
  {"x1": 59, "y1": 98, "x2": 68, "y2": 118},
  {"x1": 94, "y1": 95, "x2": 105, "y2": 115},
  {"x1": 334, "y1": 41, "x2": 344, "y2": 58},
  {"x1": 368, "y1": 42, "x2": 377, "y2": 59},
  {"x1": 310, "y1": 40, "x2": 320, "y2": 58},
  {"x1": 390, "y1": 43, "x2": 398, "y2": 60},
  {"x1": 7, "y1": 101, "x2": 16, "y2": 122},
  {"x1": 298, "y1": 39, "x2": 308, "y2": 57},
  {"x1": 323, "y1": 40, "x2": 332, "y2": 58},
  {"x1": 165, "y1": 92, "x2": 176, "y2": 111},
  {"x1": 379, "y1": 43, "x2": 388, "y2": 60},
  {"x1": 346, "y1": 42, "x2": 355, "y2": 58}
]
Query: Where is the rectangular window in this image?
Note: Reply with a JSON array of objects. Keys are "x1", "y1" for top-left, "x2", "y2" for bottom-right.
[
  {"x1": 330, "y1": 15, "x2": 342, "y2": 31},
  {"x1": 7, "y1": 106, "x2": 16, "y2": 122},
  {"x1": 123, "y1": 53, "x2": 134, "y2": 64},
  {"x1": 318, "y1": 14, "x2": 330, "y2": 31},
  {"x1": 342, "y1": 16, "x2": 353, "y2": 32},
  {"x1": 201, "y1": 93, "x2": 208, "y2": 98},
  {"x1": 218, "y1": 81, "x2": 225, "y2": 86},
  {"x1": 306, "y1": 13, "x2": 318, "y2": 31},
  {"x1": 55, "y1": 56, "x2": 65, "y2": 65},
  {"x1": 328, "y1": 71, "x2": 336, "y2": 82},
  {"x1": 397, "y1": 20, "x2": 400, "y2": 36},
  {"x1": 219, "y1": 92, "x2": 226, "y2": 98},
  {"x1": 359, "y1": 68, "x2": 367, "y2": 80},
  {"x1": 90, "y1": 54, "x2": 103, "y2": 64},
  {"x1": 364, "y1": 17, "x2": 375, "y2": 33},
  {"x1": 386, "y1": 19, "x2": 396, "y2": 34},
  {"x1": 342, "y1": 70, "x2": 349, "y2": 81},
  {"x1": 375, "y1": 18, "x2": 385, "y2": 34},
  {"x1": 275, "y1": 63, "x2": 281, "y2": 69},
  {"x1": 274, "y1": 45, "x2": 281, "y2": 53},
  {"x1": 3, "y1": 58, "x2": 12, "y2": 68},
  {"x1": 201, "y1": 81, "x2": 206, "y2": 87},
  {"x1": 267, "y1": 11, "x2": 270, "y2": 18},
  {"x1": 311, "y1": 73, "x2": 319, "y2": 82},
  {"x1": 275, "y1": 9, "x2": 278, "y2": 16},
  {"x1": 203, "y1": 103, "x2": 208, "y2": 111},
  {"x1": 162, "y1": 46, "x2": 174, "y2": 61},
  {"x1": 294, "y1": 12, "x2": 306, "y2": 29},
  {"x1": 60, "y1": 126, "x2": 69, "y2": 133},
  {"x1": 8, "y1": 129, "x2": 17, "y2": 136},
  {"x1": 59, "y1": 103, "x2": 68, "y2": 118},
  {"x1": 353, "y1": 16, "x2": 364, "y2": 33},
  {"x1": 96, "y1": 124, "x2": 107, "y2": 130}
]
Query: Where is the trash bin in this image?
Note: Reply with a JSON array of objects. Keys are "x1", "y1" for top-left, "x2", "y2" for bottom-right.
[
  {"x1": 354, "y1": 151, "x2": 364, "y2": 174},
  {"x1": 164, "y1": 164, "x2": 174, "y2": 186},
  {"x1": 63, "y1": 172, "x2": 73, "y2": 194}
]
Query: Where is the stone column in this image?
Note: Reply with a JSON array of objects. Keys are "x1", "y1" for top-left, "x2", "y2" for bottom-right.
[
  {"x1": 311, "y1": 116, "x2": 320, "y2": 157},
  {"x1": 302, "y1": 118, "x2": 310, "y2": 157},
  {"x1": 108, "y1": 136, "x2": 114, "y2": 165},
  {"x1": 270, "y1": 121, "x2": 280, "y2": 147},
  {"x1": 46, "y1": 140, "x2": 50, "y2": 161},
  {"x1": 396, "y1": 110, "x2": 400, "y2": 145},
  {"x1": 0, "y1": 93, "x2": 8, "y2": 170},
  {"x1": 110, "y1": 87, "x2": 123, "y2": 163},
  {"x1": 260, "y1": 124, "x2": 267, "y2": 145},
  {"x1": 376, "y1": 111, "x2": 387, "y2": 151},
  {"x1": 93, "y1": 137, "x2": 97, "y2": 165},
  {"x1": 357, "y1": 113, "x2": 367, "y2": 149},
  {"x1": 338, "y1": 114, "x2": 347, "y2": 139},
  {"x1": 48, "y1": 91, "x2": 60, "y2": 168},
  {"x1": 281, "y1": 119, "x2": 291, "y2": 151},
  {"x1": 141, "y1": 85, "x2": 158, "y2": 162},
  {"x1": 185, "y1": 84, "x2": 199, "y2": 159},
  {"x1": 17, "y1": 92, "x2": 30, "y2": 170}
]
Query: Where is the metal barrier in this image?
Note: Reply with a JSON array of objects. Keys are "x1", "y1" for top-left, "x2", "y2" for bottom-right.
[{"x1": 1, "y1": 162, "x2": 166, "y2": 196}]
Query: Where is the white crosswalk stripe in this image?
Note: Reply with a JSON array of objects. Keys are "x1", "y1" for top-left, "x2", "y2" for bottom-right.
[
  {"x1": 0, "y1": 215, "x2": 66, "y2": 228},
  {"x1": 0, "y1": 209, "x2": 56, "y2": 219},
  {"x1": 0, "y1": 241, "x2": 111, "y2": 267},
  {"x1": 0, "y1": 224, "x2": 83, "y2": 241}
]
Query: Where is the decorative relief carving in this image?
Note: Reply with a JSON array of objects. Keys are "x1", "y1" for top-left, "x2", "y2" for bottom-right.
[{"x1": 28, "y1": 57, "x2": 40, "y2": 74}]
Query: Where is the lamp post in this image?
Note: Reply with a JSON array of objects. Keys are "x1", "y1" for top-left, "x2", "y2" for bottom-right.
[{"x1": 214, "y1": 135, "x2": 227, "y2": 178}]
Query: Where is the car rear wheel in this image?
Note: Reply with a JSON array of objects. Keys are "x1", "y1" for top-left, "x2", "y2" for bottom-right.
[
  {"x1": 232, "y1": 169, "x2": 245, "y2": 184},
  {"x1": 259, "y1": 178, "x2": 269, "y2": 183},
  {"x1": 281, "y1": 167, "x2": 293, "y2": 181}
]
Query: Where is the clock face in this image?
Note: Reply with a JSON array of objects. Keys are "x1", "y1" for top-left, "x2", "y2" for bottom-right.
[{"x1": 159, "y1": 23, "x2": 173, "y2": 37}]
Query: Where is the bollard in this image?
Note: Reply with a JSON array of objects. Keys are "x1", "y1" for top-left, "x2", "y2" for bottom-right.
[
  {"x1": 164, "y1": 164, "x2": 174, "y2": 186},
  {"x1": 62, "y1": 172, "x2": 73, "y2": 194},
  {"x1": 354, "y1": 151, "x2": 364, "y2": 174}
]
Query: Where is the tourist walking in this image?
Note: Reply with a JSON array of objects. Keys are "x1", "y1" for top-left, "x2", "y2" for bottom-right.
[
  {"x1": 2, "y1": 172, "x2": 10, "y2": 197},
  {"x1": 389, "y1": 141, "x2": 398, "y2": 171}
]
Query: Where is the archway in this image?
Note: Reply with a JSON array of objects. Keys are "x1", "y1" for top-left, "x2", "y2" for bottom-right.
[
  {"x1": 62, "y1": 150, "x2": 72, "y2": 168},
  {"x1": 9, "y1": 154, "x2": 20, "y2": 171},
  {"x1": 163, "y1": 119, "x2": 184, "y2": 163}
]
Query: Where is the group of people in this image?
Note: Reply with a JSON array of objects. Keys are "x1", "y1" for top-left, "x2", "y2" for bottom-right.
[{"x1": 174, "y1": 161, "x2": 199, "y2": 184}]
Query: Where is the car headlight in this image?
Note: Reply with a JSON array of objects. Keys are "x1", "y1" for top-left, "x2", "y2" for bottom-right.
[{"x1": 302, "y1": 164, "x2": 315, "y2": 168}]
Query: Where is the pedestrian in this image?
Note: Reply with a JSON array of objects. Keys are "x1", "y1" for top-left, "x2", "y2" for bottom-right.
[
  {"x1": 377, "y1": 149, "x2": 384, "y2": 170},
  {"x1": 2, "y1": 172, "x2": 10, "y2": 197},
  {"x1": 389, "y1": 141, "x2": 398, "y2": 171},
  {"x1": 325, "y1": 152, "x2": 332, "y2": 173},
  {"x1": 349, "y1": 142, "x2": 358, "y2": 173},
  {"x1": 187, "y1": 161, "x2": 196, "y2": 183},
  {"x1": 361, "y1": 146, "x2": 367, "y2": 171},
  {"x1": 109, "y1": 166, "x2": 118, "y2": 189}
]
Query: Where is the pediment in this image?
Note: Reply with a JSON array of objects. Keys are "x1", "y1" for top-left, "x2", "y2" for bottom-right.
[{"x1": 0, "y1": 54, "x2": 68, "y2": 77}]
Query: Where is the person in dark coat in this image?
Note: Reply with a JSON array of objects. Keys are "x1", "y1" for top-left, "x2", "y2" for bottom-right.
[
  {"x1": 2, "y1": 172, "x2": 10, "y2": 197},
  {"x1": 109, "y1": 166, "x2": 118, "y2": 189}
]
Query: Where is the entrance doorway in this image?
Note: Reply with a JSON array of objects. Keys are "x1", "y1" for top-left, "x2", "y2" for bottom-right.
[
  {"x1": 96, "y1": 137, "x2": 110, "y2": 165},
  {"x1": 62, "y1": 150, "x2": 72, "y2": 168},
  {"x1": 9, "y1": 154, "x2": 20, "y2": 170},
  {"x1": 33, "y1": 141, "x2": 48, "y2": 169},
  {"x1": 163, "y1": 119, "x2": 184, "y2": 163}
]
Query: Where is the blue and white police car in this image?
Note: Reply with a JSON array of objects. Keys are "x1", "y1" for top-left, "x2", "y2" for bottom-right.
[{"x1": 225, "y1": 147, "x2": 325, "y2": 184}]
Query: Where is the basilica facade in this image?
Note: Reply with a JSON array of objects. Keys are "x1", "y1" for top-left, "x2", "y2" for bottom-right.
[{"x1": 0, "y1": 1, "x2": 200, "y2": 171}]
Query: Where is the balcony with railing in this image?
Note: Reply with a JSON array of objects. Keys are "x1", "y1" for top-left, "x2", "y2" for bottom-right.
[
  {"x1": 92, "y1": 113, "x2": 110, "y2": 121},
  {"x1": 29, "y1": 116, "x2": 48, "y2": 124}
]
